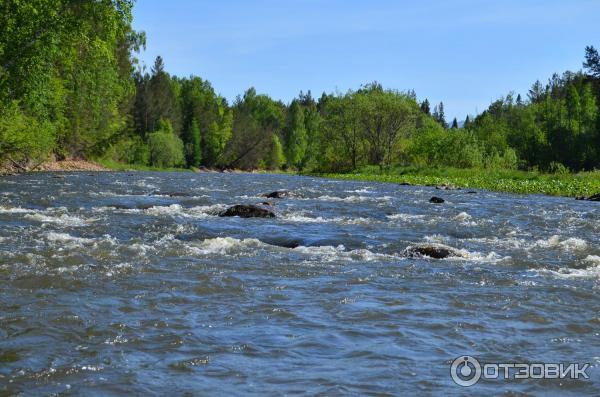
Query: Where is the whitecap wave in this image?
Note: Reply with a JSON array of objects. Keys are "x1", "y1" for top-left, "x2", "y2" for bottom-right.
[
  {"x1": 386, "y1": 213, "x2": 426, "y2": 221},
  {"x1": 534, "y1": 265, "x2": 600, "y2": 279},
  {"x1": 187, "y1": 237, "x2": 265, "y2": 255},
  {"x1": 0, "y1": 205, "x2": 35, "y2": 214},
  {"x1": 25, "y1": 211, "x2": 94, "y2": 227},
  {"x1": 280, "y1": 212, "x2": 374, "y2": 225},
  {"x1": 533, "y1": 235, "x2": 588, "y2": 251},
  {"x1": 183, "y1": 237, "x2": 398, "y2": 262},
  {"x1": 314, "y1": 195, "x2": 392, "y2": 203}
]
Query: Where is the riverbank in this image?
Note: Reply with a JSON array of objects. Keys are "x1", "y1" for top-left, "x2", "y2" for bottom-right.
[
  {"x1": 312, "y1": 166, "x2": 600, "y2": 197},
  {"x1": 0, "y1": 159, "x2": 109, "y2": 174}
]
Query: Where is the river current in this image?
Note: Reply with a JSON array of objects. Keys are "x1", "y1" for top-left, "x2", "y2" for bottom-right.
[{"x1": 1, "y1": 172, "x2": 599, "y2": 395}]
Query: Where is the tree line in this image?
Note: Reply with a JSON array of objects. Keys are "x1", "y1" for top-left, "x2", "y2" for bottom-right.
[{"x1": 1, "y1": 1, "x2": 600, "y2": 174}]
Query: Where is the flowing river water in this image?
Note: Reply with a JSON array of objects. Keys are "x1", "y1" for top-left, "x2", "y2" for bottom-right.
[{"x1": 0, "y1": 172, "x2": 599, "y2": 395}]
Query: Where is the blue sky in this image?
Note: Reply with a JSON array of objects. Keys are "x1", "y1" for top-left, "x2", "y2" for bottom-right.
[{"x1": 133, "y1": 0, "x2": 600, "y2": 121}]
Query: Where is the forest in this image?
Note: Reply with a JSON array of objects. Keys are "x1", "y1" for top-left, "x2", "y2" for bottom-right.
[{"x1": 1, "y1": 1, "x2": 600, "y2": 175}]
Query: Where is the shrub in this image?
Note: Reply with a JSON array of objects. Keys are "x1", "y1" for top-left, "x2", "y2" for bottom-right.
[
  {"x1": 0, "y1": 101, "x2": 55, "y2": 162},
  {"x1": 548, "y1": 161, "x2": 570, "y2": 175},
  {"x1": 104, "y1": 136, "x2": 149, "y2": 165},
  {"x1": 147, "y1": 120, "x2": 185, "y2": 168}
]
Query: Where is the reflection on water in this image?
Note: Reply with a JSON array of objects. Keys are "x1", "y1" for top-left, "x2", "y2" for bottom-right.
[{"x1": 0, "y1": 172, "x2": 599, "y2": 395}]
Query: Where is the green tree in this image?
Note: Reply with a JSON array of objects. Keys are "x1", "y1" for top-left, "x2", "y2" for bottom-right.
[
  {"x1": 185, "y1": 119, "x2": 202, "y2": 167},
  {"x1": 148, "y1": 119, "x2": 185, "y2": 168},
  {"x1": 263, "y1": 133, "x2": 286, "y2": 169},
  {"x1": 420, "y1": 99, "x2": 431, "y2": 115},
  {"x1": 223, "y1": 88, "x2": 285, "y2": 169},
  {"x1": 146, "y1": 56, "x2": 181, "y2": 134},
  {"x1": 583, "y1": 46, "x2": 600, "y2": 78},
  {"x1": 355, "y1": 85, "x2": 418, "y2": 170},
  {"x1": 0, "y1": 0, "x2": 139, "y2": 161},
  {"x1": 432, "y1": 102, "x2": 447, "y2": 128},
  {"x1": 284, "y1": 101, "x2": 307, "y2": 169}
]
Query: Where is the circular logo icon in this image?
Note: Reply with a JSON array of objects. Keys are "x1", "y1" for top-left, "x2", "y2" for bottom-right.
[{"x1": 451, "y1": 356, "x2": 482, "y2": 386}]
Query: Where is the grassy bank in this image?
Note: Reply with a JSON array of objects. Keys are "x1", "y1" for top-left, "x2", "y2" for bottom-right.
[{"x1": 312, "y1": 166, "x2": 600, "y2": 197}]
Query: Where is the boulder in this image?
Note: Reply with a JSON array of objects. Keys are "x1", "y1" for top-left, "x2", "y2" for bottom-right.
[
  {"x1": 403, "y1": 243, "x2": 466, "y2": 259},
  {"x1": 429, "y1": 196, "x2": 445, "y2": 203},
  {"x1": 219, "y1": 204, "x2": 275, "y2": 218},
  {"x1": 399, "y1": 182, "x2": 412, "y2": 186},
  {"x1": 260, "y1": 190, "x2": 293, "y2": 199}
]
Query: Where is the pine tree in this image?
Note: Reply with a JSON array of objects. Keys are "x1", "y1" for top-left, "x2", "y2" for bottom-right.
[
  {"x1": 516, "y1": 94, "x2": 523, "y2": 107},
  {"x1": 420, "y1": 99, "x2": 431, "y2": 115},
  {"x1": 433, "y1": 102, "x2": 447, "y2": 128},
  {"x1": 464, "y1": 115, "x2": 471, "y2": 129},
  {"x1": 528, "y1": 80, "x2": 545, "y2": 103},
  {"x1": 147, "y1": 56, "x2": 181, "y2": 134},
  {"x1": 583, "y1": 46, "x2": 600, "y2": 78},
  {"x1": 451, "y1": 117, "x2": 458, "y2": 129}
]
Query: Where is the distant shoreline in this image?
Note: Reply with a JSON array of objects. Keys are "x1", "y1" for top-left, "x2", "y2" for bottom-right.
[{"x1": 3, "y1": 161, "x2": 600, "y2": 199}]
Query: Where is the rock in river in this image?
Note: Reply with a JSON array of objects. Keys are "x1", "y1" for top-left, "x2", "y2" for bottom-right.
[
  {"x1": 576, "y1": 193, "x2": 600, "y2": 201},
  {"x1": 260, "y1": 190, "x2": 293, "y2": 199},
  {"x1": 219, "y1": 204, "x2": 276, "y2": 218},
  {"x1": 150, "y1": 191, "x2": 190, "y2": 197},
  {"x1": 429, "y1": 196, "x2": 445, "y2": 203},
  {"x1": 403, "y1": 243, "x2": 466, "y2": 259}
]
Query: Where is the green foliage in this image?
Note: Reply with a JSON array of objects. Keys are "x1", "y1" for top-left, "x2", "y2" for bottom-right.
[
  {"x1": 223, "y1": 88, "x2": 285, "y2": 169},
  {"x1": 147, "y1": 120, "x2": 185, "y2": 168},
  {"x1": 103, "y1": 136, "x2": 150, "y2": 165},
  {"x1": 284, "y1": 101, "x2": 307, "y2": 169},
  {"x1": 0, "y1": 0, "x2": 138, "y2": 160},
  {"x1": 185, "y1": 119, "x2": 201, "y2": 167},
  {"x1": 263, "y1": 134, "x2": 286, "y2": 170},
  {"x1": 0, "y1": 101, "x2": 55, "y2": 162}
]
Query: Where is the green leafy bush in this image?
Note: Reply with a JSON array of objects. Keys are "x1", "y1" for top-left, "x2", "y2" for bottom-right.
[
  {"x1": 0, "y1": 101, "x2": 55, "y2": 162},
  {"x1": 147, "y1": 120, "x2": 185, "y2": 168},
  {"x1": 104, "y1": 136, "x2": 149, "y2": 165}
]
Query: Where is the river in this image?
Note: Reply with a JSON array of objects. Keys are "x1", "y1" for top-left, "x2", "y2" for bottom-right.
[{"x1": 1, "y1": 172, "x2": 599, "y2": 395}]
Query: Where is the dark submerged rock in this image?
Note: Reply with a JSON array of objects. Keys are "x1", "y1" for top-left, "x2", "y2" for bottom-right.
[
  {"x1": 219, "y1": 204, "x2": 275, "y2": 218},
  {"x1": 429, "y1": 196, "x2": 445, "y2": 203},
  {"x1": 260, "y1": 190, "x2": 293, "y2": 199},
  {"x1": 403, "y1": 243, "x2": 466, "y2": 259},
  {"x1": 576, "y1": 193, "x2": 600, "y2": 201},
  {"x1": 136, "y1": 204, "x2": 156, "y2": 210},
  {"x1": 151, "y1": 191, "x2": 189, "y2": 197},
  {"x1": 399, "y1": 182, "x2": 412, "y2": 186},
  {"x1": 107, "y1": 204, "x2": 132, "y2": 210}
]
